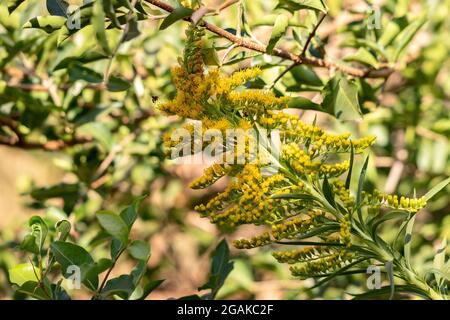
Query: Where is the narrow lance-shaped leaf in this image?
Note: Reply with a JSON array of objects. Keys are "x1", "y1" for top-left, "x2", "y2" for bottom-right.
[
  {"x1": 423, "y1": 176, "x2": 450, "y2": 202},
  {"x1": 404, "y1": 214, "x2": 416, "y2": 269},
  {"x1": 159, "y1": 6, "x2": 193, "y2": 30},
  {"x1": 92, "y1": 0, "x2": 111, "y2": 55},
  {"x1": 266, "y1": 14, "x2": 289, "y2": 54}
]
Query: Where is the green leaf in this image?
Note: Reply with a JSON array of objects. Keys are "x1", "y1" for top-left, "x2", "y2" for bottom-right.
[
  {"x1": 96, "y1": 211, "x2": 129, "y2": 246},
  {"x1": 404, "y1": 214, "x2": 416, "y2": 269},
  {"x1": 290, "y1": 65, "x2": 323, "y2": 87},
  {"x1": 46, "y1": 0, "x2": 69, "y2": 17},
  {"x1": 322, "y1": 177, "x2": 336, "y2": 207},
  {"x1": 123, "y1": 16, "x2": 140, "y2": 42},
  {"x1": 53, "y1": 52, "x2": 109, "y2": 71},
  {"x1": 322, "y1": 76, "x2": 362, "y2": 121},
  {"x1": 68, "y1": 64, "x2": 103, "y2": 83},
  {"x1": 130, "y1": 260, "x2": 147, "y2": 286},
  {"x1": 356, "y1": 156, "x2": 369, "y2": 224},
  {"x1": 107, "y1": 76, "x2": 131, "y2": 92},
  {"x1": 15, "y1": 281, "x2": 48, "y2": 300},
  {"x1": 345, "y1": 143, "x2": 354, "y2": 189},
  {"x1": 29, "y1": 216, "x2": 48, "y2": 252},
  {"x1": 110, "y1": 238, "x2": 124, "y2": 262},
  {"x1": 159, "y1": 6, "x2": 193, "y2": 30},
  {"x1": 30, "y1": 183, "x2": 80, "y2": 201},
  {"x1": 267, "y1": 14, "x2": 289, "y2": 54},
  {"x1": 102, "y1": 0, "x2": 120, "y2": 28},
  {"x1": 20, "y1": 235, "x2": 39, "y2": 254},
  {"x1": 276, "y1": 0, "x2": 327, "y2": 13},
  {"x1": 309, "y1": 258, "x2": 367, "y2": 289},
  {"x1": 295, "y1": 224, "x2": 340, "y2": 240},
  {"x1": 343, "y1": 48, "x2": 379, "y2": 68},
  {"x1": 385, "y1": 261, "x2": 395, "y2": 300},
  {"x1": 287, "y1": 96, "x2": 323, "y2": 112},
  {"x1": 55, "y1": 220, "x2": 71, "y2": 242},
  {"x1": 101, "y1": 275, "x2": 135, "y2": 299},
  {"x1": 433, "y1": 238, "x2": 447, "y2": 287},
  {"x1": 78, "y1": 122, "x2": 113, "y2": 151},
  {"x1": 378, "y1": 16, "x2": 408, "y2": 47},
  {"x1": 7, "y1": 0, "x2": 26, "y2": 13},
  {"x1": 370, "y1": 210, "x2": 409, "y2": 238},
  {"x1": 23, "y1": 16, "x2": 66, "y2": 33},
  {"x1": 50, "y1": 241, "x2": 97, "y2": 290},
  {"x1": 351, "y1": 285, "x2": 428, "y2": 300},
  {"x1": 392, "y1": 15, "x2": 427, "y2": 61},
  {"x1": 199, "y1": 239, "x2": 234, "y2": 299},
  {"x1": 128, "y1": 240, "x2": 150, "y2": 261},
  {"x1": 423, "y1": 176, "x2": 450, "y2": 201},
  {"x1": 9, "y1": 263, "x2": 40, "y2": 286},
  {"x1": 92, "y1": 0, "x2": 111, "y2": 55},
  {"x1": 139, "y1": 279, "x2": 165, "y2": 300},
  {"x1": 120, "y1": 195, "x2": 146, "y2": 230}
]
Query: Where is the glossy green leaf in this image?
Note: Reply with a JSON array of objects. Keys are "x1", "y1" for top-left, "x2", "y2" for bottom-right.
[
  {"x1": 51, "y1": 241, "x2": 97, "y2": 290},
  {"x1": 55, "y1": 220, "x2": 71, "y2": 242},
  {"x1": 159, "y1": 6, "x2": 193, "y2": 30},
  {"x1": 198, "y1": 239, "x2": 234, "y2": 299},
  {"x1": 92, "y1": 0, "x2": 111, "y2": 55},
  {"x1": 9, "y1": 263, "x2": 40, "y2": 286},
  {"x1": 392, "y1": 15, "x2": 427, "y2": 61},
  {"x1": 139, "y1": 279, "x2": 165, "y2": 300},
  {"x1": 356, "y1": 156, "x2": 369, "y2": 224},
  {"x1": 287, "y1": 96, "x2": 322, "y2": 112},
  {"x1": 322, "y1": 76, "x2": 362, "y2": 121},
  {"x1": 267, "y1": 14, "x2": 289, "y2": 54},
  {"x1": 120, "y1": 195, "x2": 146, "y2": 230},
  {"x1": 404, "y1": 214, "x2": 416, "y2": 269},
  {"x1": 107, "y1": 76, "x2": 131, "y2": 92},
  {"x1": 423, "y1": 177, "x2": 450, "y2": 202},
  {"x1": 46, "y1": 0, "x2": 69, "y2": 17},
  {"x1": 101, "y1": 275, "x2": 135, "y2": 299},
  {"x1": 433, "y1": 238, "x2": 447, "y2": 287},
  {"x1": 96, "y1": 211, "x2": 129, "y2": 246},
  {"x1": 290, "y1": 65, "x2": 323, "y2": 87},
  {"x1": 128, "y1": 240, "x2": 150, "y2": 261},
  {"x1": 322, "y1": 177, "x2": 336, "y2": 207}
]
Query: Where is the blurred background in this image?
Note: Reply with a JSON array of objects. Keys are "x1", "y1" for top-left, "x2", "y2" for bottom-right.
[{"x1": 0, "y1": 0, "x2": 449, "y2": 299}]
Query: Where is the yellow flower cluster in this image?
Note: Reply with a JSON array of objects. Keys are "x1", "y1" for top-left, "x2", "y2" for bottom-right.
[
  {"x1": 195, "y1": 165, "x2": 286, "y2": 227},
  {"x1": 319, "y1": 161, "x2": 350, "y2": 177},
  {"x1": 215, "y1": 68, "x2": 262, "y2": 95},
  {"x1": 339, "y1": 214, "x2": 352, "y2": 247},
  {"x1": 271, "y1": 210, "x2": 324, "y2": 240},
  {"x1": 332, "y1": 180, "x2": 355, "y2": 209},
  {"x1": 190, "y1": 164, "x2": 231, "y2": 189},
  {"x1": 369, "y1": 190, "x2": 427, "y2": 212},
  {"x1": 233, "y1": 232, "x2": 272, "y2": 249},
  {"x1": 273, "y1": 246, "x2": 329, "y2": 264},
  {"x1": 289, "y1": 249, "x2": 354, "y2": 277},
  {"x1": 260, "y1": 111, "x2": 376, "y2": 155},
  {"x1": 228, "y1": 90, "x2": 289, "y2": 117}
]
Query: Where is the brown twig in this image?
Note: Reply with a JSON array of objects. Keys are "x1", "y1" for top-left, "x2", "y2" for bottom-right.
[
  {"x1": 145, "y1": 0, "x2": 394, "y2": 78},
  {"x1": 301, "y1": 12, "x2": 327, "y2": 57}
]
